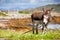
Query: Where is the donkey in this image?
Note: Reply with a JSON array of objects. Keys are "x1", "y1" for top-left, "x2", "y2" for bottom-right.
[{"x1": 31, "y1": 8, "x2": 54, "y2": 34}]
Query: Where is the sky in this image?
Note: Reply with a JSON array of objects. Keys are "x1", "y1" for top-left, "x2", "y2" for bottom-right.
[{"x1": 0, "y1": 0, "x2": 60, "y2": 10}]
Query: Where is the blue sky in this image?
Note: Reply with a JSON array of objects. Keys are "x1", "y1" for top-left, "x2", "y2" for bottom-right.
[{"x1": 0, "y1": 0, "x2": 60, "y2": 10}]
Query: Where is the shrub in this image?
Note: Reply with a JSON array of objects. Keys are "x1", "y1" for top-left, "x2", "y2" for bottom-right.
[{"x1": 0, "y1": 12, "x2": 8, "y2": 17}]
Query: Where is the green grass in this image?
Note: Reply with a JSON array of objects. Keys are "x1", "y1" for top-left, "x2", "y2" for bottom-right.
[
  {"x1": 19, "y1": 11, "x2": 30, "y2": 14},
  {"x1": 0, "y1": 29, "x2": 60, "y2": 40},
  {"x1": 0, "y1": 12, "x2": 8, "y2": 17}
]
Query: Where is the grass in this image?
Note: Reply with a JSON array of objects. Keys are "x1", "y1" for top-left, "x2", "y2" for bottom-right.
[
  {"x1": 0, "y1": 29, "x2": 60, "y2": 40},
  {"x1": 0, "y1": 12, "x2": 8, "y2": 17},
  {"x1": 19, "y1": 11, "x2": 30, "y2": 14}
]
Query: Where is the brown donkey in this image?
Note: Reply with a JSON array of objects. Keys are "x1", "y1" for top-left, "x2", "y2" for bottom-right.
[{"x1": 31, "y1": 8, "x2": 53, "y2": 34}]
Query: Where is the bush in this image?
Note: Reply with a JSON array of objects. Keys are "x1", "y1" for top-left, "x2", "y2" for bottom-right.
[
  {"x1": 19, "y1": 11, "x2": 30, "y2": 14},
  {"x1": 25, "y1": 11, "x2": 30, "y2": 14},
  {"x1": 19, "y1": 11, "x2": 23, "y2": 13},
  {"x1": 0, "y1": 12, "x2": 8, "y2": 17}
]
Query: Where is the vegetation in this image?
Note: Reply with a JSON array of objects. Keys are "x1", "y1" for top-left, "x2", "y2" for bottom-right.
[
  {"x1": 25, "y1": 11, "x2": 30, "y2": 14},
  {"x1": 19, "y1": 11, "x2": 23, "y2": 13},
  {"x1": 0, "y1": 29, "x2": 60, "y2": 40},
  {"x1": 19, "y1": 11, "x2": 30, "y2": 14},
  {"x1": 0, "y1": 12, "x2": 8, "y2": 17}
]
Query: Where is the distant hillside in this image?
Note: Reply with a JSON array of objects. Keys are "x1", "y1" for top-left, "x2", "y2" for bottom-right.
[
  {"x1": 37, "y1": 4, "x2": 60, "y2": 13},
  {"x1": 24, "y1": 4, "x2": 60, "y2": 13}
]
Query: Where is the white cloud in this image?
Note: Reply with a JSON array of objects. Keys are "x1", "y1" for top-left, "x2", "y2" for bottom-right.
[
  {"x1": 30, "y1": 0, "x2": 39, "y2": 4},
  {"x1": 30, "y1": 0, "x2": 36, "y2": 3}
]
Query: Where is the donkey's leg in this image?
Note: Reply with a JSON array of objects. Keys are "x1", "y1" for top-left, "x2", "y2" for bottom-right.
[
  {"x1": 44, "y1": 23, "x2": 48, "y2": 33},
  {"x1": 32, "y1": 21, "x2": 35, "y2": 34},
  {"x1": 32, "y1": 24, "x2": 34, "y2": 34},
  {"x1": 42, "y1": 23, "x2": 46, "y2": 34},
  {"x1": 42, "y1": 24, "x2": 48, "y2": 34},
  {"x1": 42, "y1": 25, "x2": 45, "y2": 34},
  {"x1": 36, "y1": 24, "x2": 38, "y2": 34}
]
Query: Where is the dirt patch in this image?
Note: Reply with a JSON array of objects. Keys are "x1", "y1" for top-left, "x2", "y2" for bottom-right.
[
  {"x1": 0, "y1": 17, "x2": 60, "y2": 34},
  {"x1": 0, "y1": 18, "x2": 32, "y2": 34}
]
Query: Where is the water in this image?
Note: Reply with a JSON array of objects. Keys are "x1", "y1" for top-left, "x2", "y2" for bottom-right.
[
  {"x1": 38, "y1": 24, "x2": 60, "y2": 29},
  {"x1": 29, "y1": 23, "x2": 60, "y2": 29},
  {"x1": 47, "y1": 24, "x2": 60, "y2": 29}
]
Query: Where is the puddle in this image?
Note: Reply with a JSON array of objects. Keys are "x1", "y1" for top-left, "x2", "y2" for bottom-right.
[
  {"x1": 47, "y1": 24, "x2": 60, "y2": 29},
  {"x1": 38, "y1": 24, "x2": 60, "y2": 29}
]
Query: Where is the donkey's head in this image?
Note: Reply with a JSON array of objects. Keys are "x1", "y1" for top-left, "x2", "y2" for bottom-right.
[
  {"x1": 45, "y1": 8, "x2": 54, "y2": 15},
  {"x1": 43, "y1": 8, "x2": 54, "y2": 24}
]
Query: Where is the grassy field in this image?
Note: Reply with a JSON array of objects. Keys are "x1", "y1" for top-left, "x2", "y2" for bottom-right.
[{"x1": 0, "y1": 29, "x2": 60, "y2": 40}]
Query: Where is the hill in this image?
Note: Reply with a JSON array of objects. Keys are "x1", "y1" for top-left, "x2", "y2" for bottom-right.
[{"x1": 23, "y1": 4, "x2": 60, "y2": 13}]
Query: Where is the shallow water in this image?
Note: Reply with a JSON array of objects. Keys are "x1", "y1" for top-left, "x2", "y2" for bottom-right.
[
  {"x1": 38, "y1": 24, "x2": 60, "y2": 29},
  {"x1": 47, "y1": 24, "x2": 60, "y2": 29}
]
